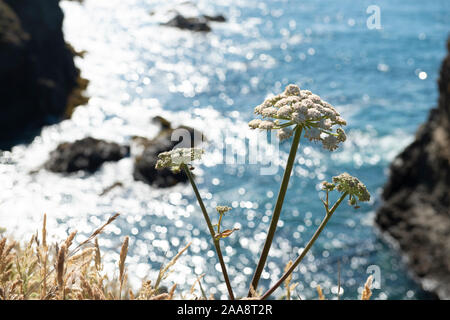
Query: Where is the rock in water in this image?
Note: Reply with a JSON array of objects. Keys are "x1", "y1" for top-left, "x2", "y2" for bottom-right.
[
  {"x1": 162, "y1": 14, "x2": 211, "y2": 32},
  {"x1": 202, "y1": 14, "x2": 226, "y2": 22},
  {"x1": 0, "y1": 0, "x2": 80, "y2": 147},
  {"x1": 376, "y1": 39, "x2": 450, "y2": 299},
  {"x1": 133, "y1": 116, "x2": 204, "y2": 188},
  {"x1": 45, "y1": 137, "x2": 129, "y2": 173}
]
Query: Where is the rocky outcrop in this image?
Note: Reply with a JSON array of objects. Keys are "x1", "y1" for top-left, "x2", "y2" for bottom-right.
[
  {"x1": 0, "y1": 0, "x2": 85, "y2": 148},
  {"x1": 376, "y1": 39, "x2": 450, "y2": 299},
  {"x1": 161, "y1": 14, "x2": 226, "y2": 32},
  {"x1": 133, "y1": 116, "x2": 204, "y2": 188},
  {"x1": 45, "y1": 137, "x2": 129, "y2": 173}
]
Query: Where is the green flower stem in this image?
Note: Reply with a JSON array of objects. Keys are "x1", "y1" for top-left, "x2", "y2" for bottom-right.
[
  {"x1": 260, "y1": 192, "x2": 348, "y2": 300},
  {"x1": 248, "y1": 125, "x2": 303, "y2": 297},
  {"x1": 182, "y1": 164, "x2": 235, "y2": 300}
]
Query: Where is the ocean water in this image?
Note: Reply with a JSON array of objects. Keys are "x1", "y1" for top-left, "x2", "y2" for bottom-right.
[{"x1": 0, "y1": 0, "x2": 449, "y2": 299}]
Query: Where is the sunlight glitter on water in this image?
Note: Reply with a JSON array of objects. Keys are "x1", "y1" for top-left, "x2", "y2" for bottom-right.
[{"x1": 1, "y1": 0, "x2": 448, "y2": 299}]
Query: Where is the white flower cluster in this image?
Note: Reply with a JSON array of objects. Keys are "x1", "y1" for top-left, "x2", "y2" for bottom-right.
[
  {"x1": 322, "y1": 172, "x2": 370, "y2": 207},
  {"x1": 216, "y1": 206, "x2": 232, "y2": 215},
  {"x1": 155, "y1": 148, "x2": 204, "y2": 171},
  {"x1": 249, "y1": 84, "x2": 347, "y2": 150}
]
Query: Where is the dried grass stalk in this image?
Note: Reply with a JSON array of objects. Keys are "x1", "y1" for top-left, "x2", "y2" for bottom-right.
[{"x1": 361, "y1": 275, "x2": 373, "y2": 300}]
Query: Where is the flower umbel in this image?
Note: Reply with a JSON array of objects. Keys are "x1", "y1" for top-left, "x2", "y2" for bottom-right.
[
  {"x1": 322, "y1": 173, "x2": 371, "y2": 208},
  {"x1": 249, "y1": 84, "x2": 347, "y2": 149},
  {"x1": 155, "y1": 148, "x2": 204, "y2": 172},
  {"x1": 216, "y1": 206, "x2": 232, "y2": 215}
]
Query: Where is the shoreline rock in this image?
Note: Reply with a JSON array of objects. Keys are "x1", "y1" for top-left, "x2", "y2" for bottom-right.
[
  {"x1": 132, "y1": 116, "x2": 204, "y2": 188},
  {"x1": 375, "y1": 38, "x2": 450, "y2": 299},
  {"x1": 161, "y1": 13, "x2": 226, "y2": 32},
  {"x1": 45, "y1": 137, "x2": 129, "y2": 174},
  {"x1": 0, "y1": 0, "x2": 87, "y2": 149}
]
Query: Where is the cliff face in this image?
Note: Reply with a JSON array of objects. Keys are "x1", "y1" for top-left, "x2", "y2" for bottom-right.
[
  {"x1": 0, "y1": 0, "x2": 80, "y2": 148},
  {"x1": 376, "y1": 39, "x2": 450, "y2": 299}
]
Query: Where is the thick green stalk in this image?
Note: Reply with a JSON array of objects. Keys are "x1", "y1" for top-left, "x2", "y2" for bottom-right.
[
  {"x1": 182, "y1": 164, "x2": 235, "y2": 300},
  {"x1": 248, "y1": 125, "x2": 303, "y2": 297},
  {"x1": 260, "y1": 192, "x2": 348, "y2": 299}
]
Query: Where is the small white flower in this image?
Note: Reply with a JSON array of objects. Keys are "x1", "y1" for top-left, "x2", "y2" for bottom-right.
[
  {"x1": 262, "y1": 107, "x2": 278, "y2": 118},
  {"x1": 332, "y1": 173, "x2": 371, "y2": 202},
  {"x1": 309, "y1": 94, "x2": 322, "y2": 103},
  {"x1": 216, "y1": 206, "x2": 232, "y2": 214},
  {"x1": 301, "y1": 99, "x2": 314, "y2": 108},
  {"x1": 259, "y1": 120, "x2": 275, "y2": 130},
  {"x1": 277, "y1": 106, "x2": 293, "y2": 118},
  {"x1": 277, "y1": 127, "x2": 294, "y2": 141},
  {"x1": 304, "y1": 128, "x2": 322, "y2": 141},
  {"x1": 322, "y1": 135, "x2": 339, "y2": 151},
  {"x1": 292, "y1": 111, "x2": 307, "y2": 124},
  {"x1": 249, "y1": 84, "x2": 347, "y2": 147},
  {"x1": 283, "y1": 84, "x2": 301, "y2": 96},
  {"x1": 300, "y1": 90, "x2": 312, "y2": 96},
  {"x1": 337, "y1": 128, "x2": 346, "y2": 142},
  {"x1": 335, "y1": 116, "x2": 347, "y2": 126},
  {"x1": 319, "y1": 118, "x2": 332, "y2": 130},
  {"x1": 248, "y1": 119, "x2": 262, "y2": 129},
  {"x1": 156, "y1": 148, "x2": 204, "y2": 170},
  {"x1": 306, "y1": 108, "x2": 321, "y2": 120}
]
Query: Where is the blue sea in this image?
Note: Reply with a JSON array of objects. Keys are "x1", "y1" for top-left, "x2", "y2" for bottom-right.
[{"x1": 0, "y1": 0, "x2": 449, "y2": 299}]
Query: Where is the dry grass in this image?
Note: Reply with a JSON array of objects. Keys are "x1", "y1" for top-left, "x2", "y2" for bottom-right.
[
  {"x1": 0, "y1": 214, "x2": 188, "y2": 300},
  {"x1": 0, "y1": 214, "x2": 375, "y2": 300}
]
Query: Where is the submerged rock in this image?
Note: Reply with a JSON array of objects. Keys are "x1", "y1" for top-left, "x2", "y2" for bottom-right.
[
  {"x1": 0, "y1": 0, "x2": 85, "y2": 148},
  {"x1": 45, "y1": 137, "x2": 129, "y2": 173},
  {"x1": 376, "y1": 39, "x2": 450, "y2": 299},
  {"x1": 133, "y1": 116, "x2": 204, "y2": 188}
]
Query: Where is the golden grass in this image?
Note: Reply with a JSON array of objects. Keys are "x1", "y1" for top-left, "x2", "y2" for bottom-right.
[
  {"x1": 0, "y1": 214, "x2": 187, "y2": 300},
  {"x1": 0, "y1": 215, "x2": 375, "y2": 300}
]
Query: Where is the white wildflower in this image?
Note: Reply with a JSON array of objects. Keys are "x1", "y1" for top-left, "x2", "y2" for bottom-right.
[
  {"x1": 335, "y1": 116, "x2": 347, "y2": 126},
  {"x1": 301, "y1": 99, "x2": 314, "y2": 108},
  {"x1": 262, "y1": 107, "x2": 278, "y2": 118},
  {"x1": 216, "y1": 206, "x2": 232, "y2": 214},
  {"x1": 306, "y1": 108, "x2": 322, "y2": 120},
  {"x1": 277, "y1": 106, "x2": 293, "y2": 118},
  {"x1": 155, "y1": 148, "x2": 204, "y2": 171},
  {"x1": 277, "y1": 127, "x2": 294, "y2": 141},
  {"x1": 336, "y1": 128, "x2": 346, "y2": 142},
  {"x1": 322, "y1": 135, "x2": 339, "y2": 151},
  {"x1": 259, "y1": 120, "x2": 275, "y2": 130},
  {"x1": 309, "y1": 94, "x2": 322, "y2": 103},
  {"x1": 283, "y1": 84, "x2": 301, "y2": 96},
  {"x1": 300, "y1": 90, "x2": 312, "y2": 96},
  {"x1": 292, "y1": 111, "x2": 307, "y2": 124},
  {"x1": 249, "y1": 84, "x2": 347, "y2": 147},
  {"x1": 332, "y1": 173, "x2": 371, "y2": 202},
  {"x1": 319, "y1": 118, "x2": 332, "y2": 130},
  {"x1": 304, "y1": 128, "x2": 322, "y2": 141},
  {"x1": 248, "y1": 119, "x2": 262, "y2": 129}
]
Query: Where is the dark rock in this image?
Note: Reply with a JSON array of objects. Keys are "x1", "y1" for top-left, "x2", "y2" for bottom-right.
[
  {"x1": 0, "y1": 0, "x2": 84, "y2": 148},
  {"x1": 376, "y1": 38, "x2": 450, "y2": 299},
  {"x1": 45, "y1": 137, "x2": 129, "y2": 173},
  {"x1": 133, "y1": 116, "x2": 204, "y2": 188},
  {"x1": 162, "y1": 14, "x2": 211, "y2": 32},
  {"x1": 202, "y1": 14, "x2": 226, "y2": 22}
]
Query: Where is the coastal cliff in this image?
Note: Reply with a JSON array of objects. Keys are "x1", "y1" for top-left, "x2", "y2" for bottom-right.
[
  {"x1": 0, "y1": 0, "x2": 85, "y2": 148},
  {"x1": 376, "y1": 39, "x2": 450, "y2": 299}
]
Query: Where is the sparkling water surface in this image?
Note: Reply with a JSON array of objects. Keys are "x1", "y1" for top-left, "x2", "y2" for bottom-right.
[{"x1": 1, "y1": 0, "x2": 449, "y2": 299}]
